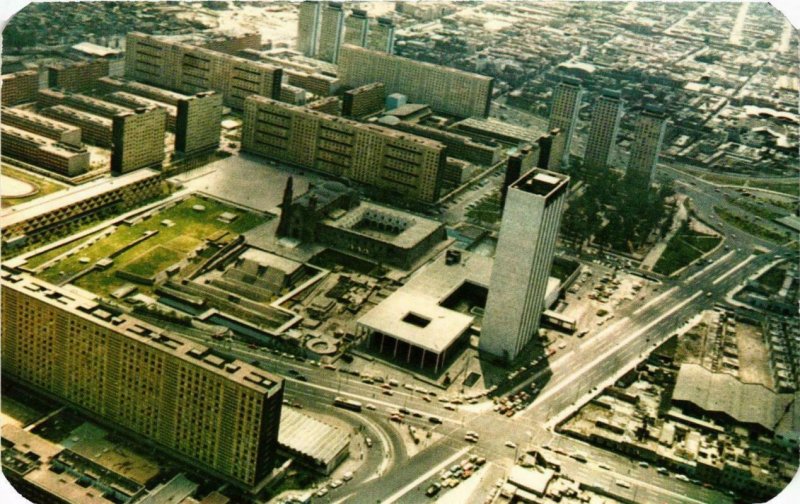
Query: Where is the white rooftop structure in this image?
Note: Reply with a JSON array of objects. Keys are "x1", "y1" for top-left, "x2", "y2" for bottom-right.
[{"x1": 279, "y1": 408, "x2": 350, "y2": 474}]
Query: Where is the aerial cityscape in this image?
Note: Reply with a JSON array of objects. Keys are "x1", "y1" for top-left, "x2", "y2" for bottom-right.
[{"x1": 0, "y1": 2, "x2": 798, "y2": 504}]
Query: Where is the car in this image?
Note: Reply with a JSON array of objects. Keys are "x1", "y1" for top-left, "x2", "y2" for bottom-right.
[
  {"x1": 323, "y1": 364, "x2": 336, "y2": 371},
  {"x1": 412, "y1": 412, "x2": 422, "y2": 418},
  {"x1": 296, "y1": 375, "x2": 308, "y2": 382},
  {"x1": 466, "y1": 431, "x2": 479, "y2": 439},
  {"x1": 365, "y1": 437, "x2": 373, "y2": 448},
  {"x1": 388, "y1": 379, "x2": 400, "y2": 387},
  {"x1": 464, "y1": 434, "x2": 478, "y2": 443},
  {"x1": 675, "y1": 474, "x2": 690, "y2": 482},
  {"x1": 505, "y1": 441, "x2": 517, "y2": 449},
  {"x1": 342, "y1": 471, "x2": 353, "y2": 482},
  {"x1": 422, "y1": 396, "x2": 431, "y2": 402},
  {"x1": 316, "y1": 488, "x2": 329, "y2": 497},
  {"x1": 429, "y1": 416, "x2": 443, "y2": 424},
  {"x1": 638, "y1": 461, "x2": 649, "y2": 468},
  {"x1": 382, "y1": 390, "x2": 394, "y2": 396},
  {"x1": 399, "y1": 407, "x2": 410, "y2": 415},
  {"x1": 616, "y1": 480, "x2": 631, "y2": 489},
  {"x1": 329, "y1": 479, "x2": 343, "y2": 489},
  {"x1": 598, "y1": 463, "x2": 612, "y2": 471},
  {"x1": 389, "y1": 414, "x2": 403, "y2": 422},
  {"x1": 656, "y1": 467, "x2": 669, "y2": 475},
  {"x1": 288, "y1": 369, "x2": 300, "y2": 376},
  {"x1": 365, "y1": 403, "x2": 377, "y2": 410},
  {"x1": 444, "y1": 404, "x2": 456, "y2": 411},
  {"x1": 425, "y1": 483, "x2": 442, "y2": 497}
]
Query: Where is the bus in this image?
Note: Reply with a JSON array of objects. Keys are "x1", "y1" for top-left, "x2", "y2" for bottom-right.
[{"x1": 333, "y1": 397, "x2": 363, "y2": 412}]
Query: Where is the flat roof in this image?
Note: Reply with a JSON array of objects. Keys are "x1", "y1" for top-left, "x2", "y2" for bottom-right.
[
  {"x1": 0, "y1": 169, "x2": 159, "y2": 229},
  {"x1": 512, "y1": 168, "x2": 570, "y2": 198},
  {"x1": 71, "y1": 41, "x2": 122, "y2": 57},
  {"x1": 2, "y1": 106, "x2": 81, "y2": 133},
  {"x1": 279, "y1": 408, "x2": 350, "y2": 464},
  {"x1": 672, "y1": 363, "x2": 794, "y2": 432},
  {"x1": 239, "y1": 247, "x2": 304, "y2": 276},
  {"x1": 325, "y1": 202, "x2": 443, "y2": 249},
  {"x1": 357, "y1": 252, "x2": 492, "y2": 354},
  {"x1": 1, "y1": 124, "x2": 87, "y2": 158},
  {"x1": 2, "y1": 271, "x2": 283, "y2": 395}
]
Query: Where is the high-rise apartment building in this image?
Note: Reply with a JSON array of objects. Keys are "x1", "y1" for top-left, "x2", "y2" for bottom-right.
[
  {"x1": 480, "y1": 169, "x2": 570, "y2": 361},
  {"x1": 1, "y1": 70, "x2": 39, "y2": 106},
  {"x1": 547, "y1": 77, "x2": 583, "y2": 169},
  {"x1": 111, "y1": 106, "x2": 167, "y2": 174},
  {"x1": 367, "y1": 17, "x2": 395, "y2": 54},
  {"x1": 242, "y1": 95, "x2": 446, "y2": 203},
  {"x1": 318, "y1": 2, "x2": 345, "y2": 63},
  {"x1": 584, "y1": 89, "x2": 623, "y2": 171},
  {"x1": 627, "y1": 104, "x2": 667, "y2": 188},
  {"x1": 175, "y1": 91, "x2": 223, "y2": 156},
  {"x1": 0, "y1": 271, "x2": 284, "y2": 488},
  {"x1": 125, "y1": 32, "x2": 282, "y2": 109},
  {"x1": 338, "y1": 45, "x2": 493, "y2": 118},
  {"x1": 344, "y1": 9, "x2": 369, "y2": 47},
  {"x1": 297, "y1": 1, "x2": 322, "y2": 57},
  {"x1": 47, "y1": 59, "x2": 110, "y2": 92}
]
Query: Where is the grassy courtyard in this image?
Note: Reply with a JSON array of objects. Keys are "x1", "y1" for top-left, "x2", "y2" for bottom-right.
[
  {"x1": 653, "y1": 224, "x2": 722, "y2": 276},
  {"x1": 1, "y1": 164, "x2": 66, "y2": 208},
  {"x1": 36, "y1": 195, "x2": 266, "y2": 296}
]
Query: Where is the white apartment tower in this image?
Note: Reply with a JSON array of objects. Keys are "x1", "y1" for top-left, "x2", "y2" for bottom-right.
[
  {"x1": 318, "y1": 2, "x2": 345, "y2": 63},
  {"x1": 297, "y1": 1, "x2": 321, "y2": 57},
  {"x1": 627, "y1": 104, "x2": 667, "y2": 187},
  {"x1": 480, "y1": 169, "x2": 570, "y2": 362},
  {"x1": 584, "y1": 89, "x2": 623, "y2": 171},
  {"x1": 547, "y1": 77, "x2": 583, "y2": 170}
]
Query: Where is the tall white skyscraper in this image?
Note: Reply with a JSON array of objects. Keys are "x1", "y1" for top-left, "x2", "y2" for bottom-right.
[
  {"x1": 584, "y1": 89, "x2": 623, "y2": 171},
  {"x1": 627, "y1": 104, "x2": 667, "y2": 187},
  {"x1": 297, "y1": 1, "x2": 321, "y2": 57},
  {"x1": 480, "y1": 169, "x2": 570, "y2": 362},
  {"x1": 344, "y1": 9, "x2": 369, "y2": 47},
  {"x1": 318, "y1": 2, "x2": 345, "y2": 63},
  {"x1": 547, "y1": 77, "x2": 583, "y2": 170}
]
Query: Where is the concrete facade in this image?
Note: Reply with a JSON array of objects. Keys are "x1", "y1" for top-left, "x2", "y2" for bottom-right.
[
  {"x1": 175, "y1": 91, "x2": 223, "y2": 156},
  {"x1": 584, "y1": 89, "x2": 623, "y2": 171},
  {"x1": 480, "y1": 169, "x2": 570, "y2": 361},
  {"x1": 317, "y1": 3, "x2": 345, "y2": 63},
  {"x1": 627, "y1": 104, "x2": 667, "y2": 187},
  {"x1": 547, "y1": 78, "x2": 583, "y2": 169},
  {"x1": 296, "y1": 1, "x2": 321, "y2": 57},
  {"x1": 111, "y1": 106, "x2": 167, "y2": 175}
]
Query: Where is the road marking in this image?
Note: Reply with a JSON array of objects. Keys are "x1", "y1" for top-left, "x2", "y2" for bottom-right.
[
  {"x1": 712, "y1": 254, "x2": 755, "y2": 285},
  {"x1": 684, "y1": 250, "x2": 735, "y2": 283},
  {"x1": 382, "y1": 447, "x2": 471, "y2": 504},
  {"x1": 532, "y1": 290, "x2": 703, "y2": 409},
  {"x1": 633, "y1": 286, "x2": 678, "y2": 315}
]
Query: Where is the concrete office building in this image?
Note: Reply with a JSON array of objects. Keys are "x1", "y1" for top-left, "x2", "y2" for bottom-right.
[
  {"x1": 338, "y1": 45, "x2": 493, "y2": 118},
  {"x1": 480, "y1": 169, "x2": 570, "y2": 361},
  {"x1": 111, "y1": 106, "x2": 167, "y2": 175},
  {"x1": 0, "y1": 169, "x2": 161, "y2": 247},
  {"x1": 105, "y1": 91, "x2": 177, "y2": 131},
  {"x1": 344, "y1": 9, "x2": 369, "y2": 47},
  {"x1": 175, "y1": 91, "x2": 223, "y2": 157},
  {"x1": 1, "y1": 271, "x2": 284, "y2": 488},
  {"x1": 627, "y1": 104, "x2": 667, "y2": 188},
  {"x1": 297, "y1": 1, "x2": 322, "y2": 57},
  {"x1": 47, "y1": 59, "x2": 110, "y2": 92},
  {"x1": 242, "y1": 95, "x2": 446, "y2": 203},
  {"x1": 1, "y1": 124, "x2": 90, "y2": 177},
  {"x1": 367, "y1": 17, "x2": 395, "y2": 54},
  {"x1": 317, "y1": 2, "x2": 345, "y2": 63},
  {"x1": 547, "y1": 78, "x2": 583, "y2": 169},
  {"x1": 1, "y1": 70, "x2": 39, "y2": 106},
  {"x1": 1, "y1": 106, "x2": 82, "y2": 147},
  {"x1": 125, "y1": 32, "x2": 282, "y2": 109},
  {"x1": 40, "y1": 106, "x2": 113, "y2": 147},
  {"x1": 584, "y1": 89, "x2": 623, "y2": 171},
  {"x1": 501, "y1": 145, "x2": 539, "y2": 208},
  {"x1": 342, "y1": 82, "x2": 385, "y2": 117}
]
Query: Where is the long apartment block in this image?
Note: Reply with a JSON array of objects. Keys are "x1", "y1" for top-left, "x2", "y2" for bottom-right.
[
  {"x1": 1, "y1": 271, "x2": 284, "y2": 488},
  {"x1": 1, "y1": 124, "x2": 90, "y2": 177},
  {"x1": 97, "y1": 76, "x2": 193, "y2": 106},
  {"x1": 338, "y1": 44, "x2": 493, "y2": 118},
  {"x1": 1, "y1": 106, "x2": 82, "y2": 147},
  {"x1": 40, "y1": 105, "x2": 113, "y2": 147},
  {"x1": 104, "y1": 91, "x2": 178, "y2": 131},
  {"x1": 242, "y1": 95, "x2": 446, "y2": 203},
  {"x1": 1, "y1": 70, "x2": 39, "y2": 106},
  {"x1": 46, "y1": 59, "x2": 110, "y2": 92},
  {"x1": 125, "y1": 32, "x2": 282, "y2": 109},
  {"x1": 38, "y1": 88, "x2": 133, "y2": 119}
]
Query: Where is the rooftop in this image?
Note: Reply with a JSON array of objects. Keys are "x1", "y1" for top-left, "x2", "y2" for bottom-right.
[
  {"x1": 1, "y1": 124, "x2": 87, "y2": 158},
  {"x1": 357, "y1": 251, "x2": 492, "y2": 353},
  {"x1": 326, "y1": 201, "x2": 444, "y2": 249},
  {"x1": 71, "y1": 41, "x2": 122, "y2": 57},
  {"x1": 279, "y1": 408, "x2": 350, "y2": 465},
  {"x1": 512, "y1": 168, "x2": 570, "y2": 198},
  {"x1": 2, "y1": 106, "x2": 81, "y2": 133}
]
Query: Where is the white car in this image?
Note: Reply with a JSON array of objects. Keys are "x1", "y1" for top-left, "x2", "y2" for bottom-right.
[
  {"x1": 316, "y1": 488, "x2": 329, "y2": 497},
  {"x1": 342, "y1": 471, "x2": 353, "y2": 482},
  {"x1": 329, "y1": 479, "x2": 343, "y2": 489},
  {"x1": 504, "y1": 441, "x2": 517, "y2": 449}
]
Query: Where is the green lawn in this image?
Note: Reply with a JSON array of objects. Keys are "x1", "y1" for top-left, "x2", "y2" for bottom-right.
[
  {"x1": 38, "y1": 196, "x2": 267, "y2": 295},
  {"x1": 677, "y1": 167, "x2": 799, "y2": 197},
  {"x1": 653, "y1": 229, "x2": 721, "y2": 276},
  {"x1": 24, "y1": 233, "x2": 100, "y2": 270},
  {"x1": 714, "y1": 206, "x2": 790, "y2": 244},
  {"x1": 1, "y1": 164, "x2": 66, "y2": 208}
]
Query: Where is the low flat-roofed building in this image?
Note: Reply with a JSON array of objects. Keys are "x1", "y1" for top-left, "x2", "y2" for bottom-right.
[
  {"x1": 2, "y1": 106, "x2": 82, "y2": 146},
  {"x1": 1, "y1": 124, "x2": 90, "y2": 177},
  {"x1": 278, "y1": 408, "x2": 350, "y2": 474},
  {"x1": 0, "y1": 169, "x2": 161, "y2": 246},
  {"x1": 41, "y1": 105, "x2": 113, "y2": 147},
  {"x1": 672, "y1": 363, "x2": 795, "y2": 434},
  {"x1": 357, "y1": 251, "x2": 491, "y2": 373},
  {"x1": 450, "y1": 117, "x2": 539, "y2": 146},
  {"x1": 507, "y1": 466, "x2": 555, "y2": 497}
]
